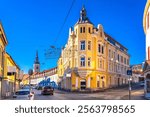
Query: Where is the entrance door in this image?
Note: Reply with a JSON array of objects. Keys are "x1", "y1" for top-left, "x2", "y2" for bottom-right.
[{"x1": 80, "y1": 80, "x2": 86, "y2": 90}]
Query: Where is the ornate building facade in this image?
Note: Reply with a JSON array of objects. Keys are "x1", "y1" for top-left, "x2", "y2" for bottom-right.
[{"x1": 57, "y1": 6, "x2": 130, "y2": 91}]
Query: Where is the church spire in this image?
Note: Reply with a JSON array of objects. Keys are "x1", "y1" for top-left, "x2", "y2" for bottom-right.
[
  {"x1": 33, "y1": 50, "x2": 40, "y2": 72},
  {"x1": 34, "y1": 50, "x2": 40, "y2": 64},
  {"x1": 80, "y1": 5, "x2": 87, "y2": 21}
]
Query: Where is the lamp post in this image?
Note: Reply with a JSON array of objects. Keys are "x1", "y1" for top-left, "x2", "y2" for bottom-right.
[
  {"x1": 127, "y1": 69, "x2": 132, "y2": 100},
  {"x1": 28, "y1": 69, "x2": 33, "y2": 100},
  {"x1": 128, "y1": 77, "x2": 132, "y2": 100}
]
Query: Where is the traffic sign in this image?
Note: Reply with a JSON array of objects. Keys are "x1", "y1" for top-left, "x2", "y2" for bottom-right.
[{"x1": 127, "y1": 70, "x2": 132, "y2": 76}]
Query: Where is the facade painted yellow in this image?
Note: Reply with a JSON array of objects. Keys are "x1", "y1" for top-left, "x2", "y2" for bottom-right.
[
  {"x1": 0, "y1": 22, "x2": 8, "y2": 98},
  {"x1": 1, "y1": 53, "x2": 20, "y2": 97},
  {"x1": 0, "y1": 22, "x2": 20, "y2": 98},
  {"x1": 57, "y1": 7, "x2": 130, "y2": 91}
]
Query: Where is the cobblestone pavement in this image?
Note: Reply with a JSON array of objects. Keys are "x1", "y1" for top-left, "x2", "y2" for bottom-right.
[{"x1": 34, "y1": 83, "x2": 145, "y2": 100}]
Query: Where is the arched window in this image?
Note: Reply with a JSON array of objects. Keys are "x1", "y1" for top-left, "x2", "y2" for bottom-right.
[{"x1": 98, "y1": 44, "x2": 101, "y2": 53}]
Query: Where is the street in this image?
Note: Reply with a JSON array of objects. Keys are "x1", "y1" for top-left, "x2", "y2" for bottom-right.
[{"x1": 33, "y1": 83, "x2": 145, "y2": 100}]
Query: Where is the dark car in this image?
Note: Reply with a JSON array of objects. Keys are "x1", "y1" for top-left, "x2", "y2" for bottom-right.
[{"x1": 41, "y1": 86, "x2": 54, "y2": 95}]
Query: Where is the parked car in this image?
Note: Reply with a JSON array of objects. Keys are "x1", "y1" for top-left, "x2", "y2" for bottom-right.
[
  {"x1": 14, "y1": 89, "x2": 34, "y2": 100},
  {"x1": 41, "y1": 86, "x2": 54, "y2": 95}
]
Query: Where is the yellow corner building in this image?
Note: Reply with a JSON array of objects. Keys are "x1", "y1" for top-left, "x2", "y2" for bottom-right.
[
  {"x1": 0, "y1": 22, "x2": 8, "y2": 98},
  {"x1": 0, "y1": 22, "x2": 20, "y2": 98},
  {"x1": 2, "y1": 53, "x2": 20, "y2": 97},
  {"x1": 58, "y1": 6, "x2": 130, "y2": 91}
]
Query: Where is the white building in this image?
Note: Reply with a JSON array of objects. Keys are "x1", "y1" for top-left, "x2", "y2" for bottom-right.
[{"x1": 143, "y1": 0, "x2": 150, "y2": 99}]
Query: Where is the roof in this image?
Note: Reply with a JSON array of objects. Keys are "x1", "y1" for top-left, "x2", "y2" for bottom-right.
[
  {"x1": 75, "y1": 6, "x2": 93, "y2": 25},
  {"x1": 0, "y1": 22, "x2": 8, "y2": 46},
  {"x1": 22, "y1": 74, "x2": 29, "y2": 80},
  {"x1": 105, "y1": 32, "x2": 128, "y2": 51},
  {"x1": 6, "y1": 52, "x2": 20, "y2": 70}
]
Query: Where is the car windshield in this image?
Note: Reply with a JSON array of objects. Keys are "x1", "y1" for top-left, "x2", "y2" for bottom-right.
[
  {"x1": 16, "y1": 91, "x2": 30, "y2": 95},
  {"x1": 44, "y1": 86, "x2": 52, "y2": 89}
]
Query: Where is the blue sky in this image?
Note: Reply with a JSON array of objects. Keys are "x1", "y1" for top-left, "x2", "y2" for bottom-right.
[{"x1": 0, "y1": 0, "x2": 147, "y2": 73}]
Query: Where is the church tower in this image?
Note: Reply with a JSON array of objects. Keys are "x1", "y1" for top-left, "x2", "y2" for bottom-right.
[{"x1": 33, "y1": 51, "x2": 40, "y2": 72}]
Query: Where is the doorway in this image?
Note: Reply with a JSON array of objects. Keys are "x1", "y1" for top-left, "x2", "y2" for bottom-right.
[{"x1": 80, "y1": 80, "x2": 86, "y2": 90}]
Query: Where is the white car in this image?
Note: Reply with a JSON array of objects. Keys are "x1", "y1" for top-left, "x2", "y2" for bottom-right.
[{"x1": 14, "y1": 89, "x2": 34, "y2": 100}]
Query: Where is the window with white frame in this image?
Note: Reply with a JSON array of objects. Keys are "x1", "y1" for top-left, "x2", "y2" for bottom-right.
[
  {"x1": 80, "y1": 56, "x2": 85, "y2": 67},
  {"x1": 80, "y1": 41, "x2": 85, "y2": 50}
]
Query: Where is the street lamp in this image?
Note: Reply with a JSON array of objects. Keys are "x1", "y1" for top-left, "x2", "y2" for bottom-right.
[
  {"x1": 128, "y1": 77, "x2": 132, "y2": 100},
  {"x1": 127, "y1": 69, "x2": 132, "y2": 100},
  {"x1": 28, "y1": 69, "x2": 33, "y2": 100}
]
